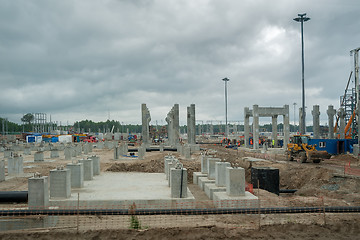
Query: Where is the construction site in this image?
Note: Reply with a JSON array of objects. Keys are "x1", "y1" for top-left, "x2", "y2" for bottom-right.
[{"x1": 0, "y1": 83, "x2": 360, "y2": 240}]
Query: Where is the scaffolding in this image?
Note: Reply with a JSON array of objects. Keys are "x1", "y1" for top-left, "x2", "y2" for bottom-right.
[{"x1": 33, "y1": 113, "x2": 47, "y2": 133}]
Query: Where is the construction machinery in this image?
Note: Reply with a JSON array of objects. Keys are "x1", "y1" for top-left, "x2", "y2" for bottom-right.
[{"x1": 286, "y1": 135, "x2": 331, "y2": 163}]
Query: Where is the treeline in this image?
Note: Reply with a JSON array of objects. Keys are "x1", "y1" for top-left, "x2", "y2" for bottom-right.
[{"x1": 73, "y1": 119, "x2": 142, "y2": 133}]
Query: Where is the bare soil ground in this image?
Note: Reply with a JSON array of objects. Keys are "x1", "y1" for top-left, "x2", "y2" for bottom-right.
[{"x1": 1, "y1": 142, "x2": 360, "y2": 239}]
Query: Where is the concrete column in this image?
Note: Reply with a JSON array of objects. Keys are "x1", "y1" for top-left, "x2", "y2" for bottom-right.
[
  {"x1": 164, "y1": 156, "x2": 175, "y2": 179},
  {"x1": 201, "y1": 154, "x2": 208, "y2": 174},
  {"x1": 8, "y1": 155, "x2": 23, "y2": 175},
  {"x1": 88, "y1": 155, "x2": 100, "y2": 175},
  {"x1": 84, "y1": 143, "x2": 89, "y2": 155},
  {"x1": 173, "y1": 104, "x2": 180, "y2": 145},
  {"x1": 138, "y1": 145, "x2": 146, "y2": 160},
  {"x1": 215, "y1": 162, "x2": 231, "y2": 187},
  {"x1": 271, "y1": 115, "x2": 278, "y2": 147},
  {"x1": 167, "y1": 160, "x2": 177, "y2": 186},
  {"x1": 141, "y1": 103, "x2": 151, "y2": 146},
  {"x1": 66, "y1": 163, "x2": 84, "y2": 188},
  {"x1": 207, "y1": 158, "x2": 221, "y2": 180},
  {"x1": 64, "y1": 147, "x2": 72, "y2": 160},
  {"x1": 50, "y1": 168, "x2": 71, "y2": 198},
  {"x1": 283, "y1": 104, "x2": 290, "y2": 148},
  {"x1": 252, "y1": 104, "x2": 259, "y2": 150},
  {"x1": 170, "y1": 168, "x2": 187, "y2": 198},
  {"x1": 190, "y1": 104, "x2": 196, "y2": 145},
  {"x1": 34, "y1": 151, "x2": 44, "y2": 162},
  {"x1": 327, "y1": 105, "x2": 336, "y2": 139},
  {"x1": 244, "y1": 107, "x2": 250, "y2": 148},
  {"x1": 159, "y1": 143, "x2": 164, "y2": 152},
  {"x1": 0, "y1": 160, "x2": 5, "y2": 182},
  {"x1": 339, "y1": 107, "x2": 346, "y2": 139},
  {"x1": 28, "y1": 176, "x2": 49, "y2": 209},
  {"x1": 184, "y1": 145, "x2": 191, "y2": 159},
  {"x1": 312, "y1": 105, "x2": 320, "y2": 139},
  {"x1": 114, "y1": 146, "x2": 119, "y2": 160},
  {"x1": 226, "y1": 167, "x2": 245, "y2": 197},
  {"x1": 78, "y1": 159, "x2": 93, "y2": 181}
]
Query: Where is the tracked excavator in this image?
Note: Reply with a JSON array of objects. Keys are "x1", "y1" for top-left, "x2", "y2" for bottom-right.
[{"x1": 286, "y1": 135, "x2": 331, "y2": 163}]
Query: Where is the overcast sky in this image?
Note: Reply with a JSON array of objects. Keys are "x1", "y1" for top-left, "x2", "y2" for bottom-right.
[{"x1": 1, "y1": 0, "x2": 359, "y2": 126}]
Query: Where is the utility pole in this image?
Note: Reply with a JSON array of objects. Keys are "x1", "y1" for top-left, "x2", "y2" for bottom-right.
[{"x1": 294, "y1": 13, "x2": 310, "y2": 135}]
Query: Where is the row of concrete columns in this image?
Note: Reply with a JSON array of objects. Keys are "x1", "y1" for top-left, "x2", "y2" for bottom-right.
[{"x1": 312, "y1": 105, "x2": 345, "y2": 139}]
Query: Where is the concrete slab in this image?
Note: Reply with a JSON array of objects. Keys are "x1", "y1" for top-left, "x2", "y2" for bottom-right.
[
  {"x1": 204, "y1": 183, "x2": 226, "y2": 200},
  {"x1": 198, "y1": 177, "x2": 215, "y2": 191},
  {"x1": 50, "y1": 172, "x2": 195, "y2": 209},
  {"x1": 193, "y1": 172, "x2": 207, "y2": 184},
  {"x1": 213, "y1": 191, "x2": 258, "y2": 209}
]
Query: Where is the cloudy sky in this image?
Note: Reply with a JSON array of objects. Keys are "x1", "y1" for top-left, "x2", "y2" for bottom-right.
[{"x1": 1, "y1": 0, "x2": 359, "y2": 126}]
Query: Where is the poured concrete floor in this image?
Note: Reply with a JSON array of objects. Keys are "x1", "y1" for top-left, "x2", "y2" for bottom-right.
[{"x1": 50, "y1": 172, "x2": 195, "y2": 209}]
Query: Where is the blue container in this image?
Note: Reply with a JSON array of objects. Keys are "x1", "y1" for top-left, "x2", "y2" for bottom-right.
[
  {"x1": 51, "y1": 137, "x2": 59, "y2": 143},
  {"x1": 309, "y1": 139, "x2": 358, "y2": 155}
]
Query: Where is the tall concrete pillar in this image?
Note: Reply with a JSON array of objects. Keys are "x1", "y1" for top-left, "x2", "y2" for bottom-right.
[
  {"x1": 252, "y1": 105, "x2": 259, "y2": 150},
  {"x1": 271, "y1": 115, "x2": 278, "y2": 147},
  {"x1": 141, "y1": 103, "x2": 151, "y2": 146},
  {"x1": 299, "y1": 107, "x2": 305, "y2": 134},
  {"x1": 283, "y1": 104, "x2": 290, "y2": 148},
  {"x1": 0, "y1": 160, "x2": 5, "y2": 182},
  {"x1": 166, "y1": 108, "x2": 174, "y2": 146},
  {"x1": 244, "y1": 107, "x2": 250, "y2": 148},
  {"x1": 312, "y1": 105, "x2": 320, "y2": 139},
  {"x1": 327, "y1": 105, "x2": 336, "y2": 139},
  {"x1": 339, "y1": 107, "x2": 346, "y2": 139},
  {"x1": 173, "y1": 104, "x2": 180, "y2": 145},
  {"x1": 187, "y1": 104, "x2": 196, "y2": 145}
]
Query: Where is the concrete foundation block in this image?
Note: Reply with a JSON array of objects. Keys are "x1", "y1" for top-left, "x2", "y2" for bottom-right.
[
  {"x1": 50, "y1": 150, "x2": 59, "y2": 158},
  {"x1": 66, "y1": 163, "x2": 84, "y2": 188},
  {"x1": 167, "y1": 161, "x2": 177, "y2": 186},
  {"x1": 170, "y1": 168, "x2": 188, "y2": 198},
  {"x1": 201, "y1": 154, "x2": 209, "y2": 174},
  {"x1": 8, "y1": 156, "x2": 24, "y2": 175},
  {"x1": 23, "y1": 147, "x2": 31, "y2": 155},
  {"x1": 207, "y1": 158, "x2": 221, "y2": 180},
  {"x1": 50, "y1": 168, "x2": 71, "y2": 198},
  {"x1": 204, "y1": 183, "x2": 226, "y2": 200},
  {"x1": 226, "y1": 167, "x2": 245, "y2": 196},
  {"x1": 28, "y1": 176, "x2": 49, "y2": 209},
  {"x1": 114, "y1": 147, "x2": 119, "y2": 160},
  {"x1": 193, "y1": 172, "x2": 207, "y2": 184},
  {"x1": 79, "y1": 159, "x2": 93, "y2": 181},
  {"x1": 0, "y1": 160, "x2": 5, "y2": 182},
  {"x1": 353, "y1": 144, "x2": 359, "y2": 157},
  {"x1": 4, "y1": 150, "x2": 12, "y2": 158},
  {"x1": 88, "y1": 155, "x2": 100, "y2": 175},
  {"x1": 138, "y1": 146, "x2": 146, "y2": 160},
  {"x1": 184, "y1": 146, "x2": 191, "y2": 159},
  {"x1": 213, "y1": 191, "x2": 258, "y2": 209},
  {"x1": 34, "y1": 151, "x2": 44, "y2": 162},
  {"x1": 198, "y1": 177, "x2": 215, "y2": 191},
  {"x1": 215, "y1": 162, "x2": 231, "y2": 187}
]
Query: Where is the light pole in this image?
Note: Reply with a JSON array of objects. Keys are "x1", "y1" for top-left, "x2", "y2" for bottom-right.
[
  {"x1": 293, "y1": 102, "x2": 297, "y2": 132},
  {"x1": 294, "y1": 13, "x2": 310, "y2": 135},
  {"x1": 222, "y1": 77, "x2": 230, "y2": 138}
]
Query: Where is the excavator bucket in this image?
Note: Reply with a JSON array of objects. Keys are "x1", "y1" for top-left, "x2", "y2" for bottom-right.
[{"x1": 307, "y1": 151, "x2": 331, "y2": 163}]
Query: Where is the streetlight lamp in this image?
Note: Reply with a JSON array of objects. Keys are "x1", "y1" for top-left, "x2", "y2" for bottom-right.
[
  {"x1": 222, "y1": 77, "x2": 230, "y2": 139},
  {"x1": 294, "y1": 13, "x2": 310, "y2": 135}
]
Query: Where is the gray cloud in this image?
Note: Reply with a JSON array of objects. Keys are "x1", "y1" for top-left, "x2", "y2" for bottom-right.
[{"x1": 1, "y1": 0, "x2": 360, "y2": 126}]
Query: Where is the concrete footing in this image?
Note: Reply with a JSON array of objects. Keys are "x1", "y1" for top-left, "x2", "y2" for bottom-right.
[
  {"x1": 50, "y1": 168, "x2": 71, "y2": 198},
  {"x1": 8, "y1": 156, "x2": 24, "y2": 175},
  {"x1": 34, "y1": 151, "x2": 44, "y2": 162},
  {"x1": 88, "y1": 155, "x2": 100, "y2": 176},
  {"x1": 204, "y1": 183, "x2": 226, "y2": 200},
  {"x1": 66, "y1": 163, "x2": 84, "y2": 188},
  {"x1": 198, "y1": 177, "x2": 215, "y2": 191},
  {"x1": 79, "y1": 159, "x2": 93, "y2": 181},
  {"x1": 28, "y1": 176, "x2": 49, "y2": 209},
  {"x1": 170, "y1": 168, "x2": 187, "y2": 198},
  {"x1": 50, "y1": 150, "x2": 59, "y2": 158},
  {"x1": 192, "y1": 172, "x2": 207, "y2": 184}
]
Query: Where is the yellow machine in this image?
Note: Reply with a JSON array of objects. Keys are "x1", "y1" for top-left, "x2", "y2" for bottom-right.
[{"x1": 286, "y1": 135, "x2": 331, "y2": 163}]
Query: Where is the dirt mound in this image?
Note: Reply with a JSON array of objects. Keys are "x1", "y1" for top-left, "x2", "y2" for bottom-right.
[{"x1": 106, "y1": 159, "x2": 164, "y2": 173}]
